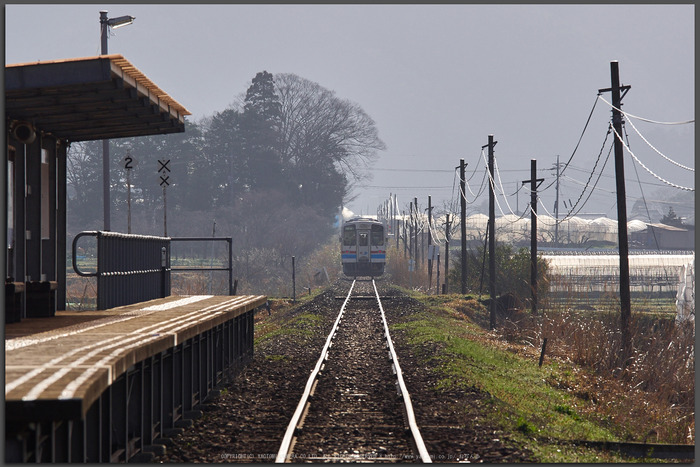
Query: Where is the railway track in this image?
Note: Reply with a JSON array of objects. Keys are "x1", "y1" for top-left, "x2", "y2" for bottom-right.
[{"x1": 275, "y1": 280, "x2": 431, "y2": 463}]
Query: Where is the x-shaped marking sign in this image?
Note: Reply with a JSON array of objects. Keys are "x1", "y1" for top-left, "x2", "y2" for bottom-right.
[{"x1": 158, "y1": 159, "x2": 171, "y2": 173}]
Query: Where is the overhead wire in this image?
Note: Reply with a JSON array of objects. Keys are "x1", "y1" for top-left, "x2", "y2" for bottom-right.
[
  {"x1": 564, "y1": 142, "x2": 615, "y2": 220},
  {"x1": 564, "y1": 163, "x2": 687, "y2": 189},
  {"x1": 624, "y1": 123, "x2": 660, "y2": 248},
  {"x1": 481, "y1": 150, "x2": 530, "y2": 225},
  {"x1": 493, "y1": 154, "x2": 523, "y2": 218},
  {"x1": 610, "y1": 125, "x2": 694, "y2": 192},
  {"x1": 558, "y1": 124, "x2": 613, "y2": 222},
  {"x1": 623, "y1": 112, "x2": 694, "y2": 172},
  {"x1": 539, "y1": 93, "x2": 602, "y2": 194},
  {"x1": 597, "y1": 95, "x2": 695, "y2": 125},
  {"x1": 463, "y1": 165, "x2": 488, "y2": 202}
]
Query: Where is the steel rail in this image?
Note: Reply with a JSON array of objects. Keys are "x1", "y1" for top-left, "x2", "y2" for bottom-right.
[
  {"x1": 372, "y1": 280, "x2": 433, "y2": 463},
  {"x1": 275, "y1": 280, "x2": 357, "y2": 463}
]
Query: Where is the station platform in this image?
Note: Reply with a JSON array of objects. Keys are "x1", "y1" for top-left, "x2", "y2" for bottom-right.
[{"x1": 5, "y1": 294, "x2": 267, "y2": 462}]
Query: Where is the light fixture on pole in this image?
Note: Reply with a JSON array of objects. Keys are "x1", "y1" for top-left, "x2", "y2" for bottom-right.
[{"x1": 99, "y1": 10, "x2": 134, "y2": 231}]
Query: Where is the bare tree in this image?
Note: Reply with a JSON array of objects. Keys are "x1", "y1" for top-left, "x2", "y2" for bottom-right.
[
  {"x1": 274, "y1": 73, "x2": 386, "y2": 204},
  {"x1": 66, "y1": 141, "x2": 102, "y2": 229}
]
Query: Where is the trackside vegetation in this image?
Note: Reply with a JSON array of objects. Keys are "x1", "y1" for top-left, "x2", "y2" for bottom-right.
[{"x1": 389, "y1": 287, "x2": 693, "y2": 462}]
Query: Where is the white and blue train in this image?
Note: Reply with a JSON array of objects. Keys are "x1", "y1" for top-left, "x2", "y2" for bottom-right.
[{"x1": 340, "y1": 217, "x2": 386, "y2": 277}]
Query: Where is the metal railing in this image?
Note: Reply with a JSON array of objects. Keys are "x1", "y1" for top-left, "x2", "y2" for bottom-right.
[
  {"x1": 73, "y1": 231, "x2": 171, "y2": 310},
  {"x1": 72, "y1": 233, "x2": 236, "y2": 310},
  {"x1": 170, "y1": 237, "x2": 235, "y2": 295}
]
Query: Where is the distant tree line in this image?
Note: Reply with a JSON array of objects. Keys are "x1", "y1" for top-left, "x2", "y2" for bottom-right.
[{"x1": 67, "y1": 71, "x2": 385, "y2": 294}]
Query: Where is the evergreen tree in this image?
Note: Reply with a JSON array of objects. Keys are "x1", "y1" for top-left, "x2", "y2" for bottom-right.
[
  {"x1": 660, "y1": 206, "x2": 684, "y2": 227},
  {"x1": 201, "y1": 108, "x2": 244, "y2": 207},
  {"x1": 239, "y1": 71, "x2": 283, "y2": 190}
]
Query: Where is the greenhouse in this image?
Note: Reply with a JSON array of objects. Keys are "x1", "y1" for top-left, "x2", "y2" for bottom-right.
[{"x1": 542, "y1": 253, "x2": 695, "y2": 296}]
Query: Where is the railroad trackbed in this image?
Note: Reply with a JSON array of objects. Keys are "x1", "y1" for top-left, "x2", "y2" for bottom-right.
[
  {"x1": 276, "y1": 280, "x2": 429, "y2": 463},
  {"x1": 156, "y1": 282, "x2": 691, "y2": 463},
  {"x1": 156, "y1": 281, "x2": 535, "y2": 463}
]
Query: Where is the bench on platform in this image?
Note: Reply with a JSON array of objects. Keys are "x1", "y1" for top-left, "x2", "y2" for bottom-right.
[
  {"x1": 25, "y1": 280, "x2": 58, "y2": 318},
  {"x1": 5, "y1": 281, "x2": 25, "y2": 323}
]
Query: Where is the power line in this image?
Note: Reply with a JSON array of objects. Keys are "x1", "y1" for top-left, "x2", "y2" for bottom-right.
[
  {"x1": 555, "y1": 124, "x2": 614, "y2": 222},
  {"x1": 623, "y1": 112, "x2": 694, "y2": 172},
  {"x1": 611, "y1": 125, "x2": 694, "y2": 192},
  {"x1": 597, "y1": 95, "x2": 695, "y2": 125},
  {"x1": 539, "y1": 93, "x2": 602, "y2": 194}
]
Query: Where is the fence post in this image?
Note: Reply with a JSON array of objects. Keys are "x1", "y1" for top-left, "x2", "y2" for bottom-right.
[
  {"x1": 228, "y1": 238, "x2": 233, "y2": 295},
  {"x1": 161, "y1": 246, "x2": 167, "y2": 298},
  {"x1": 292, "y1": 256, "x2": 296, "y2": 303}
]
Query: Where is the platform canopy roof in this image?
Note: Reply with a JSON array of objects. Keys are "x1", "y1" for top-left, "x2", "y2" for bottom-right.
[{"x1": 5, "y1": 54, "x2": 190, "y2": 142}]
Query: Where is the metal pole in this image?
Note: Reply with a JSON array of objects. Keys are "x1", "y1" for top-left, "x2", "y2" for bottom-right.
[
  {"x1": 488, "y1": 135, "x2": 496, "y2": 330},
  {"x1": 163, "y1": 186, "x2": 167, "y2": 237},
  {"x1": 208, "y1": 220, "x2": 216, "y2": 295},
  {"x1": 100, "y1": 11, "x2": 110, "y2": 231},
  {"x1": 292, "y1": 256, "x2": 296, "y2": 302},
  {"x1": 126, "y1": 166, "x2": 131, "y2": 234},
  {"x1": 228, "y1": 238, "x2": 233, "y2": 295},
  {"x1": 460, "y1": 159, "x2": 467, "y2": 294}
]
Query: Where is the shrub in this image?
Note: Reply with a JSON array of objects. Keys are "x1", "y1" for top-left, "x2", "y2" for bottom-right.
[{"x1": 447, "y1": 244, "x2": 550, "y2": 304}]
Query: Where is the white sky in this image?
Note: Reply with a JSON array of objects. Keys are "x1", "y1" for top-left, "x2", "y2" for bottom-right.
[{"x1": 5, "y1": 4, "x2": 695, "y2": 220}]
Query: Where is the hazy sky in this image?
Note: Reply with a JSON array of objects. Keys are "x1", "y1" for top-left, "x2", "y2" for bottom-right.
[{"x1": 5, "y1": 4, "x2": 695, "y2": 220}]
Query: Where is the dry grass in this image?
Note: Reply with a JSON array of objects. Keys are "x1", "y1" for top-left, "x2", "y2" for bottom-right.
[
  {"x1": 65, "y1": 274, "x2": 97, "y2": 310},
  {"x1": 491, "y1": 288, "x2": 695, "y2": 445},
  {"x1": 384, "y1": 246, "x2": 432, "y2": 291}
]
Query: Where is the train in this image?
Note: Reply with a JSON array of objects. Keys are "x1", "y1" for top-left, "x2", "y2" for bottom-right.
[{"x1": 340, "y1": 217, "x2": 386, "y2": 277}]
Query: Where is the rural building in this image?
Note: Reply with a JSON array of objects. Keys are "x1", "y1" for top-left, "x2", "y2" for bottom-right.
[{"x1": 631, "y1": 223, "x2": 695, "y2": 251}]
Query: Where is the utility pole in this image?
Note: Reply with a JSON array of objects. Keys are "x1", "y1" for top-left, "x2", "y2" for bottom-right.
[
  {"x1": 522, "y1": 159, "x2": 544, "y2": 314},
  {"x1": 459, "y1": 159, "x2": 467, "y2": 294},
  {"x1": 436, "y1": 253, "x2": 440, "y2": 295},
  {"x1": 414, "y1": 197, "x2": 419, "y2": 270},
  {"x1": 554, "y1": 155, "x2": 561, "y2": 246},
  {"x1": 486, "y1": 135, "x2": 497, "y2": 330},
  {"x1": 394, "y1": 194, "x2": 399, "y2": 250},
  {"x1": 600, "y1": 60, "x2": 632, "y2": 359},
  {"x1": 408, "y1": 201, "x2": 415, "y2": 265},
  {"x1": 427, "y1": 195, "x2": 433, "y2": 289},
  {"x1": 444, "y1": 214, "x2": 450, "y2": 294}
]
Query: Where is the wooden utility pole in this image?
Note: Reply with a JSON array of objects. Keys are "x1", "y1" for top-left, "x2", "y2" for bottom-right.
[
  {"x1": 459, "y1": 159, "x2": 467, "y2": 294},
  {"x1": 522, "y1": 159, "x2": 544, "y2": 314},
  {"x1": 600, "y1": 60, "x2": 632, "y2": 359},
  {"x1": 486, "y1": 135, "x2": 497, "y2": 330}
]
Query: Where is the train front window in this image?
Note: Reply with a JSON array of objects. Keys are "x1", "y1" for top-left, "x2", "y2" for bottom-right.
[
  {"x1": 342, "y1": 226, "x2": 356, "y2": 246},
  {"x1": 371, "y1": 225, "x2": 384, "y2": 246},
  {"x1": 358, "y1": 232, "x2": 368, "y2": 246}
]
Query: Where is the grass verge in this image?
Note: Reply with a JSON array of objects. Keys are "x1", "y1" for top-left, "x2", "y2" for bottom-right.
[{"x1": 390, "y1": 289, "x2": 653, "y2": 462}]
